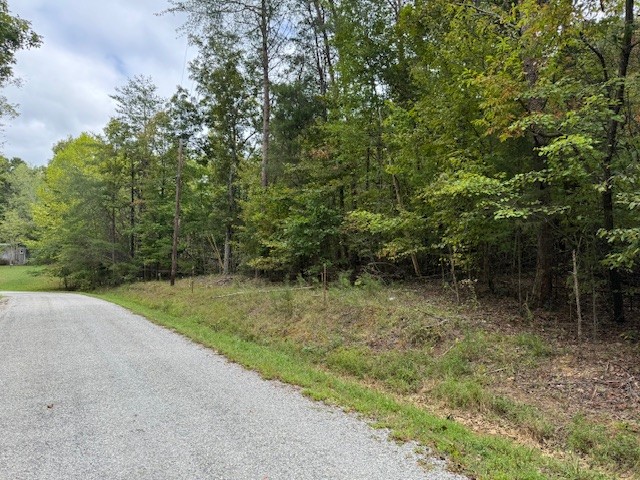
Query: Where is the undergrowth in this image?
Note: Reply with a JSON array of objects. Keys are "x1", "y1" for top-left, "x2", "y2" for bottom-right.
[{"x1": 95, "y1": 275, "x2": 638, "y2": 479}]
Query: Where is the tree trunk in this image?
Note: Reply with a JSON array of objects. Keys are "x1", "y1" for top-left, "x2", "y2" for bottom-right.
[
  {"x1": 223, "y1": 162, "x2": 235, "y2": 275},
  {"x1": 572, "y1": 249, "x2": 583, "y2": 342},
  {"x1": 129, "y1": 156, "x2": 136, "y2": 259},
  {"x1": 170, "y1": 140, "x2": 184, "y2": 287},
  {"x1": 533, "y1": 208, "x2": 554, "y2": 307},
  {"x1": 111, "y1": 205, "x2": 116, "y2": 266},
  {"x1": 260, "y1": 0, "x2": 270, "y2": 188},
  {"x1": 223, "y1": 225, "x2": 232, "y2": 276},
  {"x1": 522, "y1": 33, "x2": 553, "y2": 307},
  {"x1": 599, "y1": 0, "x2": 634, "y2": 323},
  {"x1": 603, "y1": 187, "x2": 625, "y2": 323},
  {"x1": 450, "y1": 250, "x2": 460, "y2": 304},
  {"x1": 312, "y1": 0, "x2": 334, "y2": 87}
]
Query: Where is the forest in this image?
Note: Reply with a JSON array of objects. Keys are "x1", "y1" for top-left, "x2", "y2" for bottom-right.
[{"x1": 3, "y1": 0, "x2": 640, "y2": 329}]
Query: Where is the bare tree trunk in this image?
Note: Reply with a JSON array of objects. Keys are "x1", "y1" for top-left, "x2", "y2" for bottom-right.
[
  {"x1": 260, "y1": 0, "x2": 270, "y2": 188},
  {"x1": 306, "y1": 0, "x2": 332, "y2": 98},
  {"x1": 223, "y1": 166, "x2": 233, "y2": 276},
  {"x1": 130, "y1": 156, "x2": 136, "y2": 259},
  {"x1": 311, "y1": 0, "x2": 334, "y2": 86},
  {"x1": 223, "y1": 226, "x2": 232, "y2": 276},
  {"x1": 516, "y1": 1, "x2": 555, "y2": 308},
  {"x1": 111, "y1": 206, "x2": 116, "y2": 266},
  {"x1": 599, "y1": 0, "x2": 634, "y2": 323},
  {"x1": 525, "y1": 85, "x2": 554, "y2": 306},
  {"x1": 534, "y1": 215, "x2": 554, "y2": 306},
  {"x1": 207, "y1": 234, "x2": 225, "y2": 272},
  {"x1": 450, "y1": 250, "x2": 460, "y2": 304},
  {"x1": 603, "y1": 188, "x2": 624, "y2": 322},
  {"x1": 572, "y1": 249, "x2": 583, "y2": 343},
  {"x1": 591, "y1": 266, "x2": 598, "y2": 339},
  {"x1": 170, "y1": 139, "x2": 184, "y2": 287},
  {"x1": 517, "y1": 229, "x2": 523, "y2": 307},
  {"x1": 225, "y1": 114, "x2": 243, "y2": 271}
]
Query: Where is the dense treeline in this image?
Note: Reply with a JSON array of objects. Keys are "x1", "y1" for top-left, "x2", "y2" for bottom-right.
[
  {"x1": 5, "y1": 1, "x2": 640, "y2": 327},
  {"x1": 0, "y1": 1, "x2": 41, "y2": 262},
  {"x1": 0, "y1": 156, "x2": 41, "y2": 262}
]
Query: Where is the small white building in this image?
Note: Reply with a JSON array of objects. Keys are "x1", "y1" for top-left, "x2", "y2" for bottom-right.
[{"x1": 0, "y1": 244, "x2": 28, "y2": 265}]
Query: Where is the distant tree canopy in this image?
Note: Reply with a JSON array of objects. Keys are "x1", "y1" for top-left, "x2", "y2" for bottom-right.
[
  {"x1": 0, "y1": 156, "x2": 41, "y2": 256},
  {"x1": 0, "y1": 2, "x2": 41, "y2": 246},
  {"x1": 0, "y1": 0, "x2": 41, "y2": 120},
  {"x1": 23, "y1": 0, "x2": 640, "y2": 328}
]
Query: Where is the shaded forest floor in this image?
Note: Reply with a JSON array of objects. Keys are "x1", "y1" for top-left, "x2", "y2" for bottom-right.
[
  {"x1": 98, "y1": 275, "x2": 639, "y2": 479},
  {"x1": 426, "y1": 285, "x2": 640, "y2": 459}
]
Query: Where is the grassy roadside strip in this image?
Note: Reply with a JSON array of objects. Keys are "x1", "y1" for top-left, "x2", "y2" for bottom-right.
[
  {"x1": 0, "y1": 265, "x2": 59, "y2": 291},
  {"x1": 97, "y1": 291, "x2": 609, "y2": 480}
]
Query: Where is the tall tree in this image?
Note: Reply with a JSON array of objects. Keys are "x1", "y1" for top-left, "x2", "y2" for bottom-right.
[
  {"x1": 190, "y1": 36, "x2": 255, "y2": 274},
  {"x1": 33, "y1": 134, "x2": 127, "y2": 288},
  {"x1": 109, "y1": 76, "x2": 164, "y2": 261},
  {"x1": 593, "y1": 0, "x2": 637, "y2": 322},
  {"x1": 167, "y1": 0, "x2": 291, "y2": 187},
  {"x1": 0, "y1": 157, "x2": 41, "y2": 254}
]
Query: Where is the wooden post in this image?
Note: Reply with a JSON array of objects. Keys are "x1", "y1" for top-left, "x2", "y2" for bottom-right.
[
  {"x1": 191, "y1": 266, "x2": 195, "y2": 293},
  {"x1": 170, "y1": 139, "x2": 184, "y2": 287}
]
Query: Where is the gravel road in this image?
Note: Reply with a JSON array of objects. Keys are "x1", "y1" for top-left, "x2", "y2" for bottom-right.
[{"x1": 0, "y1": 291, "x2": 466, "y2": 480}]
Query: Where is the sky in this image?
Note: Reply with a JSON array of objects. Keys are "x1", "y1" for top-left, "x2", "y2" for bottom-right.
[{"x1": 1, "y1": 0, "x2": 194, "y2": 166}]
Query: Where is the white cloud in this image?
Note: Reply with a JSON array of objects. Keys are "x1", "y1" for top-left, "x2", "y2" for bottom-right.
[{"x1": 1, "y1": 0, "x2": 193, "y2": 166}]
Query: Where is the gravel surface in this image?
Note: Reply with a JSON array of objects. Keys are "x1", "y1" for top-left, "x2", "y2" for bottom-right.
[{"x1": 0, "y1": 291, "x2": 467, "y2": 480}]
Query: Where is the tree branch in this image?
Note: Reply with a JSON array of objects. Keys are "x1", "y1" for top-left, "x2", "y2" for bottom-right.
[
  {"x1": 579, "y1": 32, "x2": 609, "y2": 84},
  {"x1": 454, "y1": 2, "x2": 518, "y2": 34}
]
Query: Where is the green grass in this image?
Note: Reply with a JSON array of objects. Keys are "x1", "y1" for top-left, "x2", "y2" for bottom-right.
[
  {"x1": 568, "y1": 416, "x2": 640, "y2": 472},
  {"x1": 0, "y1": 265, "x2": 59, "y2": 291},
  {"x1": 93, "y1": 281, "x2": 619, "y2": 480}
]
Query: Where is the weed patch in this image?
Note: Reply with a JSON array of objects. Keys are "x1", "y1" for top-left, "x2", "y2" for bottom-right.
[
  {"x1": 433, "y1": 378, "x2": 488, "y2": 410},
  {"x1": 568, "y1": 416, "x2": 640, "y2": 472}
]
